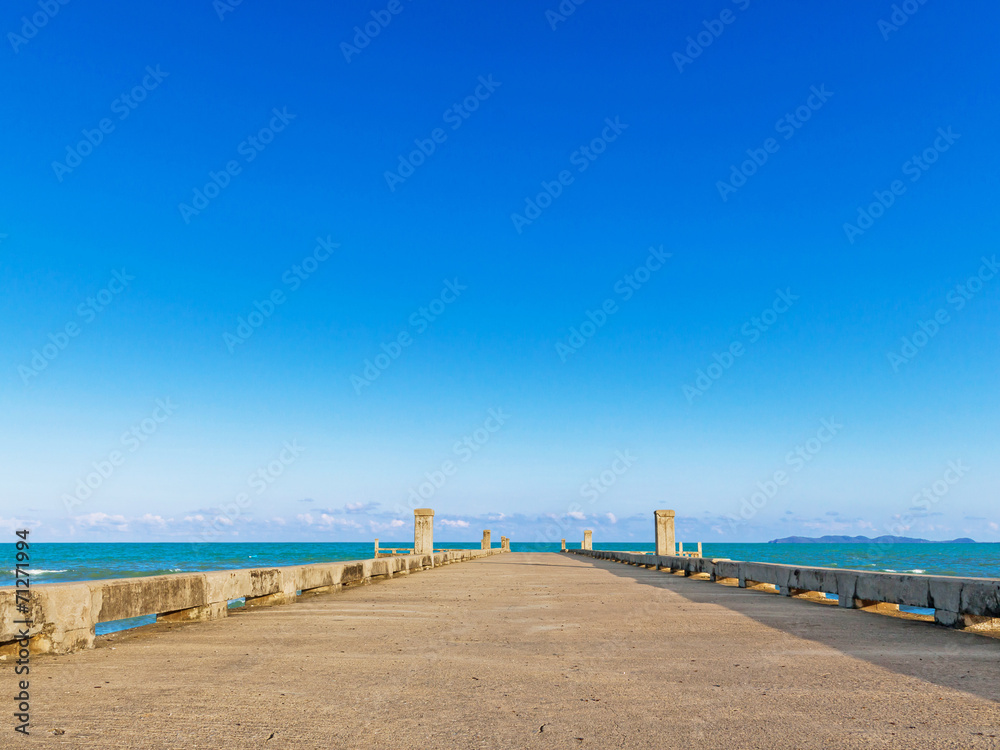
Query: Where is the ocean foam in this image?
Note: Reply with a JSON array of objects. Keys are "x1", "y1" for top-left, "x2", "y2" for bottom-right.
[{"x1": 8, "y1": 569, "x2": 68, "y2": 574}]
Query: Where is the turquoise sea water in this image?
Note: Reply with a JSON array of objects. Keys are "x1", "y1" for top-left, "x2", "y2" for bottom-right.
[{"x1": 3, "y1": 541, "x2": 998, "y2": 589}]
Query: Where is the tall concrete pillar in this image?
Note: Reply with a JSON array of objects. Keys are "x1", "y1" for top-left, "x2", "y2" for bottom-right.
[
  {"x1": 374, "y1": 538, "x2": 380, "y2": 558},
  {"x1": 560, "y1": 539, "x2": 566, "y2": 551},
  {"x1": 481, "y1": 529, "x2": 491, "y2": 550},
  {"x1": 414, "y1": 509, "x2": 434, "y2": 555},
  {"x1": 583, "y1": 530, "x2": 592, "y2": 550},
  {"x1": 655, "y1": 510, "x2": 676, "y2": 556}
]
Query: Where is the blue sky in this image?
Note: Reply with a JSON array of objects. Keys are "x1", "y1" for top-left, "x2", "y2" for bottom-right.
[{"x1": 2, "y1": 0, "x2": 998, "y2": 543}]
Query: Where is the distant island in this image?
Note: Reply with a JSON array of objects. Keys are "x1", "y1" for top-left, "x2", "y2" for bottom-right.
[{"x1": 768, "y1": 535, "x2": 976, "y2": 544}]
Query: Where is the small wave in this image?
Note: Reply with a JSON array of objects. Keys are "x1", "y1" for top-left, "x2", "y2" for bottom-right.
[
  {"x1": 7, "y1": 569, "x2": 68, "y2": 574},
  {"x1": 169, "y1": 568, "x2": 183, "y2": 572},
  {"x1": 882, "y1": 569, "x2": 898, "y2": 573}
]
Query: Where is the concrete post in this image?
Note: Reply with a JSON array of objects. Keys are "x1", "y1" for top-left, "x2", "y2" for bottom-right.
[
  {"x1": 481, "y1": 529, "x2": 491, "y2": 550},
  {"x1": 374, "y1": 538, "x2": 379, "y2": 558},
  {"x1": 697, "y1": 542, "x2": 703, "y2": 558},
  {"x1": 655, "y1": 510, "x2": 675, "y2": 556},
  {"x1": 561, "y1": 539, "x2": 566, "y2": 551},
  {"x1": 583, "y1": 530, "x2": 592, "y2": 550},
  {"x1": 414, "y1": 509, "x2": 434, "y2": 555}
]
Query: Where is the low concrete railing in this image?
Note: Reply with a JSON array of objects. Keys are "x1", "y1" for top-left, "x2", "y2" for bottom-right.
[
  {"x1": 568, "y1": 549, "x2": 1000, "y2": 630},
  {"x1": 1, "y1": 548, "x2": 504, "y2": 656}
]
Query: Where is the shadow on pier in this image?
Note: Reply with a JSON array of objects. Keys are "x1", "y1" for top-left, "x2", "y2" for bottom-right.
[{"x1": 578, "y1": 554, "x2": 1000, "y2": 705}]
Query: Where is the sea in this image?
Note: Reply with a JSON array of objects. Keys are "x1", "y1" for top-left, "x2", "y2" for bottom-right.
[{"x1": 4, "y1": 542, "x2": 997, "y2": 634}]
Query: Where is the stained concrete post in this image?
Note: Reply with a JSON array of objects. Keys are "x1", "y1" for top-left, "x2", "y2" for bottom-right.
[
  {"x1": 654, "y1": 510, "x2": 676, "y2": 556},
  {"x1": 414, "y1": 509, "x2": 434, "y2": 555},
  {"x1": 374, "y1": 538, "x2": 379, "y2": 558},
  {"x1": 481, "y1": 530, "x2": 491, "y2": 550},
  {"x1": 561, "y1": 539, "x2": 566, "y2": 551},
  {"x1": 583, "y1": 530, "x2": 592, "y2": 550}
]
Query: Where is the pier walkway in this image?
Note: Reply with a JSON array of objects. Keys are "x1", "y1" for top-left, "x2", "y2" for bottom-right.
[{"x1": 21, "y1": 553, "x2": 1000, "y2": 749}]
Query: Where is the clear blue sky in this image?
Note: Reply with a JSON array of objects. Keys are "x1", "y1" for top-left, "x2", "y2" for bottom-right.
[{"x1": 2, "y1": 0, "x2": 998, "y2": 543}]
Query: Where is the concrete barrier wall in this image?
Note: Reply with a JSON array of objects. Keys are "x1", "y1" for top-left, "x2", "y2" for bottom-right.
[
  {"x1": 0, "y1": 548, "x2": 504, "y2": 655},
  {"x1": 567, "y1": 549, "x2": 1000, "y2": 629}
]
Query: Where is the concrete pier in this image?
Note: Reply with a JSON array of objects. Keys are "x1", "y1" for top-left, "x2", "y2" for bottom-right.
[{"x1": 9, "y1": 552, "x2": 999, "y2": 749}]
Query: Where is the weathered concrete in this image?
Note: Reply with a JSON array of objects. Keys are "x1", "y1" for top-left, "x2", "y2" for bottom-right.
[
  {"x1": 654, "y1": 509, "x2": 675, "y2": 556},
  {"x1": 582, "y1": 529, "x2": 592, "y2": 550},
  {"x1": 0, "y1": 548, "x2": 501, "y2": 656},
  {"x1": 481, "y1": 529, "x2": 491, "y2": 550},
  {"x1": 572, "y1": 549, "x2": 1000, "y2": 629},
  {"x1": 413, "y1": 508, "x2": 434, "y2": 554},
  {"x1": 7, "y1": 552, "x2": 999, "y2": 749}
]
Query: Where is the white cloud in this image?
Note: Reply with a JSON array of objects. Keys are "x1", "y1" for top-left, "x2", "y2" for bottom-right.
[
  {"x1": 605, "y1": 513, "x2": 617, "y2": 524},
  {"x1": 439, "y1": 519, "x2": 470, "y2": 528},
  {"x1": 74, "y1": 513, "x2": 129, "y2": 532},
  {"x1": 318, "y1": 514, "x2": 362, "y2": 530},
  {"x1": 0, "y1": 516, "x2": 40, "y2": 533},
  {"x1": 566, "y1": 511, "x2": 586, "y2": 520},
  {"x1": 136, "y1": 514, "x2": 169, "y2": 528}
]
